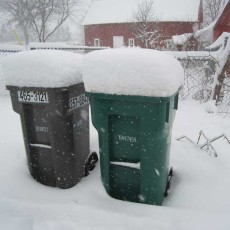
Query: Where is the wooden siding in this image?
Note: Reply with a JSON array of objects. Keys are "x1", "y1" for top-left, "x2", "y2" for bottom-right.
[
  {"x1": 213, "y1": 2, "x2": 230, "y2": 41},
  {"x1": 84, "y1": 22, "x2": 197, "y2": 49}
]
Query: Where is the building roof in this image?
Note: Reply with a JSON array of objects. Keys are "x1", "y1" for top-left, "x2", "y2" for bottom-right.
[
  {"x1": 172, "y1": 21, "x2": 215, "y2": 46},
  {"x1": 83, "y1": 0, "x2": 201, "y2": 25},
  {"x1": 172, "y1": 0, "x2": 229, "y2": 46}
]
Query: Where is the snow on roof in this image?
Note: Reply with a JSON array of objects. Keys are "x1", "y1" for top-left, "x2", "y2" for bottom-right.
[
  {"x1": 172, "y1": 34, "x2": 193, "y2": 45},
  {"x1": 172, "y1": 22, "x2": 214, "y2": 46},
  {"x1": 194, "y1": 21, "x2": 214, "y2": 43},
  {"x1": 82, "y1": 48, "x2": 184, "y2": 97},
  {"x1": 29, "y1": 42, "x2": 72, "y2": 49},
  {"x1": 3, "y1": 50, "x2": 83, "y2": 88},
  {"x1": 205, "y1": 32, "x2": 230, "y2": 51},
  {"x1": 172, "y1": 20, "x2": 215, "y2": 46},
  {"x1": 29, "y1": 42, "x2": 109, "y2": 51},
  {"x1": 168, "y1": 34, "x2": 230, "y2": 59},
  {"x1": 83, "y1": 0, "x2": 201, "y2": 25}
]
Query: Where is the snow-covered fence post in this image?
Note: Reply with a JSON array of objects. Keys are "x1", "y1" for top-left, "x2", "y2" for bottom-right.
[{"x1": 213, "y1": 55, "x2": 230, "y2": 102}]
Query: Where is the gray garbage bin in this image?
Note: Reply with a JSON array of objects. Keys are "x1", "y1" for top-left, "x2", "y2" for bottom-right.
[{"x1": 4, "y1": 50, "x2": 98, "y2": 188}]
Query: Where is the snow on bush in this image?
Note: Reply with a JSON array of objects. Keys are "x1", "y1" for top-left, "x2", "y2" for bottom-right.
[
  {"x1": 205, "y1": 100, "x2": 217, "y2": 114},
  {"x1": 2, "y1": 50, "x2": 83, "y2": 88},
  {"x1": 82, "y1": 48, "x2": 184, "y2": 97}
]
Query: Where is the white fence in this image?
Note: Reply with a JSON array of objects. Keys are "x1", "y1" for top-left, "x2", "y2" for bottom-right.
[
  {"x1": 178, "y1": 57, "x2": 216, "y2": 102},
  {"x1": 1, "y1": 38, "x2": 229, "y2": 112}
]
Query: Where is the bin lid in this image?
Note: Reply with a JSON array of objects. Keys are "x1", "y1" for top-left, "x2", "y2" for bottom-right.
[
  {"x1": 82, "y1": 48, "x2": 184, "y2": 97},
  {"x1": 3, "y1": 50, "x2": 83, "y2": 88}
]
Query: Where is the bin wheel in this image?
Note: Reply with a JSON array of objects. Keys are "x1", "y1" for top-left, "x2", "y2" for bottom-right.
[
  {"x1": 164, "y1": 167, "x2": 173, "y2": 197},
  {"x1": 84, "y1": 152, "x2": 98, "y2": 177}
]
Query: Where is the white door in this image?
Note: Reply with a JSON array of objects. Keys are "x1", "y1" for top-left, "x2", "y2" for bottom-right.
[{"x1": 113, "y1": 36, "x2": 124, "y2": 48}]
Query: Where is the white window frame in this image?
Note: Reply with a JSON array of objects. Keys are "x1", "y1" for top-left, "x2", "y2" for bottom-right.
[
  {"x1": 94, "y1": 38, "x2": 100, "y2": 47},
  {"x1": 128, "y1": 38, "x2": 135, "y2": 47}
]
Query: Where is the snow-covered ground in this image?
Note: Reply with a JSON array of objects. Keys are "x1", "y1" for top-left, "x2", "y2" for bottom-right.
[{"x1": 1, "y1": 94, "x2": 230, "y2": 230}]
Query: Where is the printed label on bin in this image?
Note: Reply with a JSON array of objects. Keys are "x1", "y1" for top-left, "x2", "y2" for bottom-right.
[
  {"x1": 18, "y1": 91, "x2": 49, "y2": 103},
  {"x1": 35, "y1": 126, "x2": 49, "y2": 133},
  {"x1": 109, "y1": 115, "x2": 140, "y2": 162},
  {"x1": 69, "y1": 94, "x2": 89, "y2": 111},
  {"x1": 118, "y1": 135, "x2": 137, "y2": 143}
]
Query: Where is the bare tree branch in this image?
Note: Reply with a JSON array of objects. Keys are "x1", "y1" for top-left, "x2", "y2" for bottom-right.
[
  {"x1": 132, "y1": 0, "x2": 161, "y2": 49},
  {"x1": 0, "y1": 0, "x2": 32, "y2": 44},
  {"x1": 203, "y1": 0, "x2": 227, "y2": 25},
  {"x1": 0, "y1": 0, "x2": 81, "y2": 43}
]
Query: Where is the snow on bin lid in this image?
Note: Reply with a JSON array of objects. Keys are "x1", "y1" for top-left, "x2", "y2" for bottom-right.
[
  {"x1": 3, "y1": 50, "x2": 83, "y2": 88},
  {"x1": 82, "y1": 48, "x2": 184, "y2": 97}
]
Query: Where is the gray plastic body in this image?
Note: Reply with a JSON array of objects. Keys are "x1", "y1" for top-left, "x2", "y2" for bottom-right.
[{"x1": 7, "y1": 83, "x2": 90, "y2": 188}]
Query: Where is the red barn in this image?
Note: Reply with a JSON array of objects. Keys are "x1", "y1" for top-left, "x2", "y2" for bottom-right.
[
  {"x1": 213, "y1": 0, "x2": 230, "y2": 42},
  {"x1": 171, "y1": 1, "x2": 230, "y2": 50},
  {"x1": 83, "y1": 0, "x2": 203, "y2": 50}
]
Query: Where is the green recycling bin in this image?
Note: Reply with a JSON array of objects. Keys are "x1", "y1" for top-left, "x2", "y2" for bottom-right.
[
  {"x1": 88, "y1": 93, "x2": 178, "y2": 205},
  {"x1": 83, "y1": 48, "x2": 184, "y2": 205}
]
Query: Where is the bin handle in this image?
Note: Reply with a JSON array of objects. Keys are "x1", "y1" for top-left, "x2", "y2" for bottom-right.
[{"x1": 165, "y1": 102, "x2": 170, "y2": 123}]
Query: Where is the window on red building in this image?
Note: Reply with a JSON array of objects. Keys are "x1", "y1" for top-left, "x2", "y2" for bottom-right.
[
  {"x1": 128, "y1": 38, "x2": 135, "y2": 47},
  {"x1": 94, "y1": 38, "x2": 100, "y2": 47}
]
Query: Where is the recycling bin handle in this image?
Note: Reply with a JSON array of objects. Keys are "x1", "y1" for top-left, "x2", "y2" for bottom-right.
[
  {"x1": 174, "y1": 94, "x2": 179, "y2": 110},
  {"x1": 165, "y1": 102, "x2": 170, "y2": 123}
]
